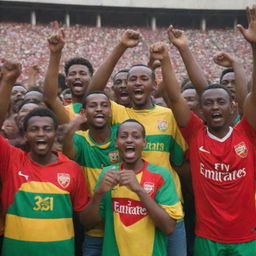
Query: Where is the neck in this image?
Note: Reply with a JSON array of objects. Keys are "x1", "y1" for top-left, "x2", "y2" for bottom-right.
[
  {"x1": 89, "y1": 126, "x2": 111, "y2": 144},
  {"x1": 123, "y1": 158, "x2": 144, "y2": 173},
  {"x1": 133, "y1": 98, "x2": 154, "y2": 110},
  {"x1": 30, "y1": 151, "x2": 58, "y2": 166},
  {"x1": 208, "y1": 125, "x2": 230, "y2": 139}
]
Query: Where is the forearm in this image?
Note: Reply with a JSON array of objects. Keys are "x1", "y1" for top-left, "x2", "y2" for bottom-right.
[
  {"x1": 0, "y1": 80, "x2": 13, "y2": 127},
  {"x1": 79, "y1": 192, "x2": 103, "y2": 230},
  {"x1": 136, "y1": 188, "x2": 176, "y2": 235},
  {"x1": 62, "y1": 126, "x2": 76, "y2": 160},
  {"x1": 87, "y1": 43, "x2": 127, "y2": 93},
  {"x1": 43, "y1": 52, "x2": 61, "y2": 104},
  {"x1": 232, "y1": 61, "x2": 248, "y2": 114},
  {"x1": 161, "y1": 57, "x2": 190, "y2": 127},
  {"x1": 178, "y1": 45, "x2": 208, "y2": 94}
]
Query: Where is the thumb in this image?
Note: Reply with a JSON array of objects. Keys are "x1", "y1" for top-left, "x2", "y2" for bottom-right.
[{"x1": 237, "y1": 24, "x2": 246, "y2": 36}]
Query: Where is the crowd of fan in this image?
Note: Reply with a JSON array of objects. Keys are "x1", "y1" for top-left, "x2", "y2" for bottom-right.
[{"x1": 0, "y1": 22, "x2": 252, "y2": 85}]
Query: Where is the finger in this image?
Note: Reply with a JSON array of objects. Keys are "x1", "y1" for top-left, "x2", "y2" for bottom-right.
[
  {"x1": 237, "y1": 24, "x2": 246, "y2": 36},
  {"x1": 246, "y1": 6, "x2": 251, "y2": 24},
  {"x1": 252, "y1": 5, "x2": 256, "y2": 21}
]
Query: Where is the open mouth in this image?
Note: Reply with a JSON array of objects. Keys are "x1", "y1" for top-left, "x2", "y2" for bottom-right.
[
  {"x1": 133, "y1": 89, "x2": 144, "y2": 99},
  {"x1": 35, "y1": 139, "x2": 48, "y2": 150},
  {"x1": 124, "y1": 146, "x2": 136, "y2": 158},
  {"x1": 94, "y1": 114, "x2": 105, "y2": 123},
  {"x1": 72, "y1": 81, "x2": 84, "y2": 92},
  {"x1": 211, "y1": 113, "x2": 223, "y2": 121}
]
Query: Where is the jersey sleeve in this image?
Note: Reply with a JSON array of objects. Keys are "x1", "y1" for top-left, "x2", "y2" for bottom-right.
[
  {"x1": 236, "y1": 116, "x2": 256, "y2": 140},
  {"x1": 70, "y1": 164, "x2": 90, "y2": 212},
  {"x1": 179, "y1": 111, "x2": 204, "y2": 145},
  {"x1": 0, "y1": 134, "x2": 22, "y2": 181},
  {"x1": 169, "y1": 111, "x2": 188, "y2": 167},
  {"x1": 155, "y1": 169, "x2": 184, "y2": 220},
  {"x1": 110, "y1": 100, "x2": 129, "y2": 124}
]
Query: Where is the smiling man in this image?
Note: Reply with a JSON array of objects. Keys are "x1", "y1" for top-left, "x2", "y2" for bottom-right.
[
  {"x1": 0, "y1": 61, "x2": 89, "y2": 256},
  {"x1": 150, "y1": 5, "x2": 256, "y2": 254},
  {"x1": 80, "y1": 119, "x2": 183, "y2": 256}
]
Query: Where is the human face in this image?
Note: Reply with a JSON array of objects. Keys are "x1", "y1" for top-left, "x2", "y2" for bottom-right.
[
  {"x1": 16, "y1": 103, "x2": 39, "y2": 130},
  {"x1": 127, "y1": 66, "x2": 155, "y2": 109},
  {"x1": 113, "y1": 72, "x2": 130, "y2": 107},
  {"x1": 66, "y1": 64, "x2": 91, "y2": 98},
  {"x1": 84, "y1": 94, "x2": 111, "y2": 129},
  {"x1": 220, "y1": 72, "x2": 236, "y2": 100},
  {"x1": 11, "y1": 85, "x2": 27, "y2": 105},
  {"x1": 116, "y1": 122, "x2": 146, "y2": 165},
  {"x1": 2, "y1": 117, "x2": 19, "y2": 139},
  {"x1": 181, "y1": 89, "x2": 199, "y2": 111},
  {"x1": 200, "y1": 88, "x2": 234, "y2": 134},
  {"x1": 154, "y1": 97, "x2": 167, "y2": 108},
  {"x1": 24, "y1": 116, "x2": 56, "y2": 157},
  {"x1": 62, "y1": 93, "x2": 72, "y2": 106},
  {"x1": 24, "y1": 91, "x2": 43, "y2": 105}
]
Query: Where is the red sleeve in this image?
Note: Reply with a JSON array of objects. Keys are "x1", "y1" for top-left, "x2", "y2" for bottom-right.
[
  {"x1": 70, "y1": 163, "x2": 89, "y2": 212},
  {"x1": 235, "y1": 116, "x2": 256, "y2": 140},
  {"x1": 0, "y1": 135, "x2": 14, "y2": 180},
  {"x1": 179, "y1": 112, "x2": 204, "y2": 145}
]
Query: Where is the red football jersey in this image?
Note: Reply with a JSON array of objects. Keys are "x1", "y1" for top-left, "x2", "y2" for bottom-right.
[
  {"x1": 0, "y1": 135, "x2": 89, "y2": 215},
  {"x1": 180, "y1": 113, "x2": 256, "y2": 243}
]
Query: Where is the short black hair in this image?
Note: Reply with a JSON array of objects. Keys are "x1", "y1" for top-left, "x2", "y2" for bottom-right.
[
  {"x1": 82, "y1": 90, "x2": 110, "y2": 108},
  {"x1": 17, "y1": 101, "x2": 39, "y2": 112},
  {"x1": 220, "y1": 68, "x2": 234, "y2": 83},
  {"x1": 117, "y1": 119, "x2": 146, "y2": 138},
  {"x1": 64, "y1": 57, "x2": 94, "y2": 76},
  {"x1": 181, "y1": 82, "x2": 195, "y2": 92},
  {"x1": 23, "y1": 108, "x2": 58, "y2": 131},
  {"x1": 13, "y1": 83, "x2": 27, "y2": 90},
  {"x1": 128, "y1": 64, "x2": 156, "y2": 81},
  {"x1": 113, "y1": 69, "x2": 129, "y2": 82},
  {"x1": 201, "y1": 84, "x2": 233, "y2": 102},
  {"x1": 27, "y1": 86, "x2": 43, "y2": 93}
]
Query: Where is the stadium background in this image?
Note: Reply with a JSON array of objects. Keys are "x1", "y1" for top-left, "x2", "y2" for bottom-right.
[{"x1": 0, "y1": 0, "x2": 253, "y2": 84}]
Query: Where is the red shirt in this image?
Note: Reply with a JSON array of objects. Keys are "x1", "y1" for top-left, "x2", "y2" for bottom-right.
[
  {"x1": 0, "y1": 135, "x2": 89, "y2": 215},
  {"x1": 180, "y1": 113, "x2": 256, "y2": 243}
]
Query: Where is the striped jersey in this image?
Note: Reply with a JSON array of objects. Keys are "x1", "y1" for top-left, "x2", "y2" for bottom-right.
[
  {"x1": 74, "y1": 124, "x2": 120, "y2": 237},
  {"x1": 111, "y1": 101, "x2": 187, "y2": 202},
  {"x1": 0, "y1": 135, "x2": 89, "y2": 256},
  {"x1": 64, "y1": 102, "x2": 82, "y2": 120},
  {"x1": 97, "y1": 161, "x2": 184, "y2": 256}
]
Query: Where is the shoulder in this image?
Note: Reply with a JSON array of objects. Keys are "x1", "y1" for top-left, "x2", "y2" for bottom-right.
[{"x1": 146, "y1": 162, "x2": 172, "y2": 180}]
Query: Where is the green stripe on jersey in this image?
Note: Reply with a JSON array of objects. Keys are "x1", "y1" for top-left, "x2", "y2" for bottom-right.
[
  {"x1": 7, "y1": 191, "x2": 72, "y2": 219},
  {"x1": 2, "y1": 237, "x2": 74, "y2": 256}
]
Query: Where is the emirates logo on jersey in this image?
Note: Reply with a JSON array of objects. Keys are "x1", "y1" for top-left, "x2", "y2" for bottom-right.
[
  {"x1": 112, "y1": 198, "x2": 148, "y2": 226},
  {"x1": 234, "y1": 142, "x2": 248, "y2": 158},
  {"x1": 157, "y1": 120, "x2": 168, "y2": 132},
  {"x1": 143, "y1": 182, "x2": 155, "y2": 196},
  {"x1": 57, "y1": 173, "x2": 71, "y2": 188}
]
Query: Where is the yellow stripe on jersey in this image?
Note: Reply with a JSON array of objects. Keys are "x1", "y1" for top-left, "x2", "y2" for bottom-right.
[
  {"x1": 5, "y1": 214, "x2": 74, "y2": 241},
  {"x1": 76, "y1": 130, "x2": 111, "y2": 149},
  {"x1": 19, "y1": 182, "x2": 69, "y2": 194},
  {"x1": 160, "y1": 202, "x2": 184, "y2": 220}
]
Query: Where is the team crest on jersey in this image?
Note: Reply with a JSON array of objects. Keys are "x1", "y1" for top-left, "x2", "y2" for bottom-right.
[
  {"x1": 57, "y1": 173, "x2": 70, "y2": 188},
  {"x1": 108, "y1": 151, "x2": 119, "y2": 164},
  {"x1": 158, "y1": 120, "x2": 168, "y2": 132},
  {"x1": 234, "y1": 142, "x2": 248, "y2": 158},
  {"x1": 143, "y1": 182, "x2": 155, "y2": 196}
]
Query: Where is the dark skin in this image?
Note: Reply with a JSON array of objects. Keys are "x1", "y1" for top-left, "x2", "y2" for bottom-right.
[{"x1": 80, "y1": 122, "x2": 176, "y2": 235}]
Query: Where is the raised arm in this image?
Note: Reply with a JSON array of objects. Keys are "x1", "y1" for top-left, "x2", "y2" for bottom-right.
[
  {"x1": 43, "y1": 29, "x2": 70, "y2": 124},
  {"x1": 87, "y1": 29, "x2": 140, "y2": 93},
  {"x1": 214, "y1": 52, "x2": 248, "y2": 115},
  {"x1": 238, "y1": 5, "x2": 256, "y2": 127},
  {"x1": 0, "y1": 61, "x2": 21, "y2": 127},
  {"x1": 150, "y1": 42, "x2": 190, "y2": 127},
  {"x1": 168, "y1": 25, "x2": 208, "y2": 94}
]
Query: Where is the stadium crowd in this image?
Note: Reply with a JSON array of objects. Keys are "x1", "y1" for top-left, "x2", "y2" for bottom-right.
[
  {"x1": 0, "y1": 4, "x2": 255, "y2": 256},
  {"x1": 0, "y1": 22, "x2": 252, "y2": 84}
]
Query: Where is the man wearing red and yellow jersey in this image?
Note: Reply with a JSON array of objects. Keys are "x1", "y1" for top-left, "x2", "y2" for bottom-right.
[{"x1": 81, "y1": 119, "x2": 183, "y2": 256}]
